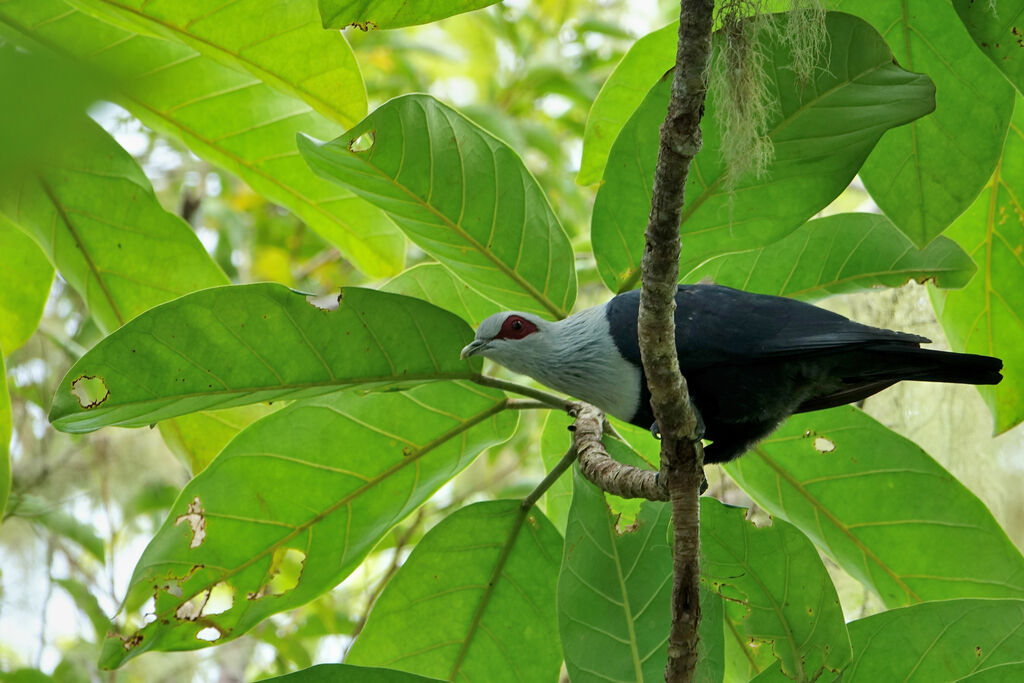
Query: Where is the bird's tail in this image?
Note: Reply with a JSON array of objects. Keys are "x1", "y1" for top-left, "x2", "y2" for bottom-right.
[{"x1": 854, "y1": 345, "x2": 1003, "y2": 386}]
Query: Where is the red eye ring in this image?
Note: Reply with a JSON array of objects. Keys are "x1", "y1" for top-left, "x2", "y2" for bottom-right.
[{"x1": 497, "y1": 315, "x2": 538, "y2": 340}]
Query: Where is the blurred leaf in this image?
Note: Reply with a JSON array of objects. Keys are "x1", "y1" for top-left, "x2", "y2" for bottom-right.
[
  {"x1": 577, "y1": 22, "x2": 676, "y2": 186},
  {"x1": 953, "y1": 0, "x2": 1024, "y2": 94},
  {"x1": 931, "y1": 96, "x2": 1024, "y2": 433},
  {"x1": 725, "y1": 407, "x2": 1024, "y2": 607},
  {"x1": 0, "y1": 351, "x2": 9, "y2": 520},
  {"x1": 70, "y1": 0, "x2": 367, "y2": 126},
  {"x1": 0, "y1": 217, "x2": 53, "y2": 355},
  {"x1": 158, "y1": 403, "x2": 279, "y2": 473},
  {"x1": 99, "y1": 382, "x2": 517, "y2": 668},
  {"x1": 13, "y1": 495, "x2": 105, "y2": 562},
  {"x1": 685, "y1": 213, "x2": 977, "y2": 300},
  {"x1": 593, "y1": 12, "x2": 935, "y2": 292},
  {"x1": 383, "y1": 263, "x2": 501, "y2": 328},
  {"x1": 260, "y1": 664, "x2": 443, "y2": 682},
  {"x1": 538, "y1": 411, "x2": 574, "y2": 532},
  {"x1": 0, "y1": 670, "x2": 55, "y2": 683},
  {"x1": 347, "y1": 501, "x2": 563, "y2": 682},
  {"x1": 0, "y1": 0, "x2": 405, "y2": 279},
  {"x1": 0, "y1": 116, "x2": 228, "y2": 335},
  {"x1": 318, "y1": 0, "x2": 499, "y2": 30},
  {"x1": 830, "y1": 0, "x2": 1015, "y2": 246},
  {"x1": 54, "y1": 578, "x2": 111, "y2": 642},
  {"x1": 299, "y1": 94, "x2": 577, "y2": 319},
  {"x1": 701, "y1": 498, "x2": 851, "y2": 680},
  {"x1": 50, "y1": 284, "x2": 480, "y2": 433},
  {"x1": 558, "y1": 456, "x2": 724, "y2": 683},
  {"x1": 845, "y1": 599, "x2": 1024, "y2": 681}
]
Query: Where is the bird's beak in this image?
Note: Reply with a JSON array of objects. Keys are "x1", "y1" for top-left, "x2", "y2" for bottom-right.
[{"x1": 460, "y1": 339, "x2": 487, "y2": 359}]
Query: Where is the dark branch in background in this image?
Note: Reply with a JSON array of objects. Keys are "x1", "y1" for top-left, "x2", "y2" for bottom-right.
[{"x1": 638, "y1": 1, "x2": 716, "y2": 681}]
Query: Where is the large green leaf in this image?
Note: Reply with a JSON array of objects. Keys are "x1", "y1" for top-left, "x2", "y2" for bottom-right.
[
  {"x1": 931, "y1": 97, "x2": 1024, "y2": 434},
  {"x1": 68, "y1": 0, "x2": 366, "y2": 126},
  {"x1": 347, "y1": 500, "x2": 562, "y2": 682},
  {"x1": 593, "y1": 12, "x2": 935, "y2": 292},
  {"x1": 725, "y1": 407, "x2": 1024, "y2": 607},
  {"x1": 538, "y1": 411, "x2": 576, "y2": 533},
  {"x1": 99, "y1": 382, "x2": 517, "y2": 668},
  {"x1": 701, "y1": 498, "x2": 851, "y2": 681},
  {"x1": 50, "y1": 284, "x2": 480, "y2": 433},
  {"x1": 260, "y1": 664, "x2": 443, "y2": 682},
  {"x1": 0, "y1": 116, "x2": 227, "y2": 334},
  {"x1": 830, "y1": 0, "x2": 1016, "y2": 246},
  {"x1": 845, "y1": 599, "x2": 1024, "y2": 681},
  {"x1": 577, "y1": 22, "x2": 677, "y2": 186},
  {"x1": 318, "y1": 0, "x2": 498, "y2": 30},
  {"x1": 558, "y1": 462, "x2": 725, "y2": 683},
  {"x1": 0, "y1": 0, "x2": 405, "y2": 279},
  {"x1": 0, "y1": 217, "x2": 52, "y2": 354},
  {"x1": 953, "y1": 0, "x2": 1024, "y2": 95},
  {"x1": 158, "y1": 403, "x2": 279, "y2": 473},
  {"x1": 383, "y1": 263, "x2": 501, "y2": 329},
  {"x1": 686, "y1": 213, "x2": 976, "y2": 300},
  {"x1": 299, "y1": 94, "x2": 577, "y2": 319}
]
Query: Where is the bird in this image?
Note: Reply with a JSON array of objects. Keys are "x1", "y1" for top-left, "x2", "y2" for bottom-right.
[{"x1": 460, "y1": 284, "x2": 1003, "y2": 464}]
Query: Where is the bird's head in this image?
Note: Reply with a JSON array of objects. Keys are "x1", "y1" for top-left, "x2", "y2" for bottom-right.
[{"x1": 460, "y1": 311, "x2": 551, "y2": 373}]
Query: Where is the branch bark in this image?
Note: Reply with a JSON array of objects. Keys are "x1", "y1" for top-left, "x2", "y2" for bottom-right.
[{"x1": 637, "y1": 1, "x2": 716, "y2": 681}]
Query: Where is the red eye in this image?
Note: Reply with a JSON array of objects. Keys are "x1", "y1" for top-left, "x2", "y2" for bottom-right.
[{"x1": 497, "y1": 315, "x2": 538, "y2": 340}]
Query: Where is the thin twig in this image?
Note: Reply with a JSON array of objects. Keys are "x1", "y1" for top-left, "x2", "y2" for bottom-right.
[
  {"x1": 521, "y1": 447, "x2": 578, "y2": 510},
  {"x1": 473, "y1": 374, "x2": 574, "y2": 411}
]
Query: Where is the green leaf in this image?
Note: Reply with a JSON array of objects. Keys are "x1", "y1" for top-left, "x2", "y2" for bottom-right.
[
  {"x1": 318, "y1": 0, "x2": 499, "y2": 30},
  {"x1": 954, "y1": 0, "x2": 1024, "y2": 95},
  {"x1": 577, "y1": 22, "x2": 677, "y2": 186},
  {"x1": 931, "y1": 96, "x2": 1024, "y2": 434},
  {"x1": 383, "y1": 263, "x2": 501, "y2": 329},
  {"x1": 55, "y1": 578, "x2": 111, "y2": 642},
  {"x1": 845, "y1": 599, "x2": 1024, "y2": 681},
  {"x1": 685, "y1": 213, "x2": 977, "y2": 300},
  {"x1": 299, "y1": 94, "x2": 577, "y2": 319},
  {"x1": 158, "y1": 404, "x2": 279, "y2": 473},
  {"x1": 956, "y1": 663, "x2": 1024, "y2": 682},
  {"x1": 558, "y1": 463, "x2": 724, "y2": 683},
  {"x1": 829, "y1": 0, "x2": 1016, "y2": 246},
  {"x1": 701, "y1": 498, "x2": 852, "y2": 681},
  {"x1": 0, "y1": 350, "x2": 9, "y2": 520},
  {"x1": 0, "y1": 116, "x2": 227, "y2": 334},
  {"x1": 724, "y1": 407, "x2": 1024, "y2": 607},
  {"x1": 259, "y1": 664, "x2": 443, "y2": 682},
  {"x1": 99, "y1": 382, "x2": 516, "y2": 668},
  {"x1": 593, "y1": 12, "x2": 935, "y2": 292},
  {"x1": 12, "y1": 494, "x2": 106, "y2": 561},
  {"x1": 538, "y1": 411, "x2": 575, "y2": 533},
  {"x1": 0, "y1": 0, "x2": 405, "y2": 279},
  {"x1": 68, "y1": 0, "x2": 366, "y2": 127},
  {"x1": 347, "y1": 500, "x2": 563, "y2": 682},
  {"x1": 0, "y1": 217, "x2": 52, "y2": 354},
  {"x1": 50, "y1": 284, "x2": 480, "y2": 433}
]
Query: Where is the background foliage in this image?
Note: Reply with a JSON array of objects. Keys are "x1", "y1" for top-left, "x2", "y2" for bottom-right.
[{"x1": 1, "y1": 0, "x2": 1023, "y2": 681}]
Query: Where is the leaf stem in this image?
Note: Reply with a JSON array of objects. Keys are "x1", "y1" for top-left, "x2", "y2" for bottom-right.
[
  {"x1": 522, "y1": 447, "x2": 578, "y2": 511},
  {"x1": 473, "y1": 374, "x2": 573, "y2": 411}
]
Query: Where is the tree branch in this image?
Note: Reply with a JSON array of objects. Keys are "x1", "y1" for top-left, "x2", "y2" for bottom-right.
[{"x1": 637, "y1": 1, "x2": 716, "y2": 681}]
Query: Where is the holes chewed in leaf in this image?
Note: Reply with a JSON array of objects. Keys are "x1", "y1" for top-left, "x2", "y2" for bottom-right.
[
  {"x1": 196, "y1": 626, "x2": 222, "y2": 642},
  {"x1": 348, "y1": 130, "x2": 375, "y2": 153},
  {"x1": 175, "y1": 497, "x2": 206, "y2": 548},
  {"x1": 71, "y1": 375, "x2": 109, "y2": 408},
  {"x1": 204, "y1": 582, "x2": 234, "y2": 616},
  {"x1": 305, "y1": 292, "x2": 340, "y2": 311},
  {"x1": 813, "y1": 437, "x2": 836, "y2": 453},
  {"x1": 247, "y1": 548, "x2": 305, "y2": 600}
]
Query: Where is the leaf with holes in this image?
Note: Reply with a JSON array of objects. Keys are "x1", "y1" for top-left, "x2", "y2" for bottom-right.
[
  {"x1": 347, "y1": 500, "x2": 562, "y2": 682},
  {"x1": 724, "y1": 407, "x2": 1024, "y2": 607},
  {"x1": 0, "y1": 0, "x2": 404, "y2": 279},
  {"x1": 318, "y1": 0, "x2": 498, "y2": 30},
  {"x1": 593, "y1": 11, "x2": 935, "y2": 293},
  {"x1": 577, "y1": 21, "x2": 677, "y2": 186},
  {"x1": 0, "y1": 116, "x2": 227, "y2": 334},
  {"x1": 98, "y1": 382, "x2": 517, "y2": 668},
  {"x1": 931, "y1": 96, "x2": 1024, "y2": 434},
  {"x1": 845, "y1": 599, "x2": 1024, "y2": 681},
  {"x1": 383, "y1": 263, "x2": 501, "y2": 329},
  {"x1": 558, "y1": 459, "x2": 725, "y2": 683},
  {"x1": 953, "y1": 0, "x2": 1024, "y2": 95},
  {"x1": 0, "y1": 216, "x2": 53, "y2": 354},
  {"x1": 685, "y1": 213, "x2": 976, "y2": 300},
  {"x1": 49, "y1": 284, "x2": 479, "y2": 433},
  {"x1": 829, "y1": 0, "x2": 1016, "y2": 246},
  {"x1": 299, "y1": 94, "x2": 577, "y2": 319},
  {"x1": 701, "y1": 498, "x2": 851, "y2": 681},
  {"x1": 68, "y1": 0, "x2": 366, "y2": 126}
]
